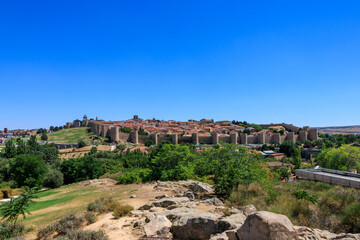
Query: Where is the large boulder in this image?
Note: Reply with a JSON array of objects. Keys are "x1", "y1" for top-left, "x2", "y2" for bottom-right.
[
  {"x1": 152, "y1": 197, "x2": 190, "y2": 208},
  {"x1": 218, "y1": 213, "x2": 247, "y2": 231},
  {"x1": 295, "y1": 226, "x2": 360, "y2": 240},
  {"x1": 159, "y1": 207, "x2": 222, "y2": 240},
  {"x1": 237, "y1": 211, "x2": 298, "y2": 240},
  {"x1": 238, "y1": 204, "x2": 257, "y2": 216},
  {"x1": 189, "y1": 181, "x2": 213, "y2": 193},
  {"x1": 144, "y1": 215, "x2": 172, "y2": 238},
  {"x1": 201, "y1": 197, "x2": 224, "y2": 206}
]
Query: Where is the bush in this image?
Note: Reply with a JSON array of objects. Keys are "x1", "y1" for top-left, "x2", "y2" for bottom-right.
[
  {"x1": 56, "y1": 214, "x2": 84, "y2": 235},
  {"x1": 342, "y1": 203, "x2": 360, "y2": 232},
  {"x1": 36, "y1": 223, "x2": 58, "y2": 240},
  {"x1": 144, "y1": 139, "x2": 154, "y2": 147},
  {"x1": 84, "y1": 212, "x2": 97, "y2": 225},
  {"x1": 0, "y1": 221, "x2": 25, "y2": 240},
  {"x1": 87, "y1": 201, "x2": 107, "y2": 214},
  {"x1": 112, "y1": 203, "x2": 134, "y2": 219},
  {"x1": 118, "y1": 168, "x2": 152, "y2": 184},
  {"x1": 42, "y1": 169, "x2": 64, "y2": 189},
  {"x1": 57, "y1": 230, "x2": 108, "y2": 240},
  {"x1": 77, "y1": 140, "x2": 86, "y2": 148},
  {"x1": 90, "y1": 147, "x2": 97, "y2": 155},
  {"x1": 87, "y1": 197, "x2": 115, "y2": 213}
]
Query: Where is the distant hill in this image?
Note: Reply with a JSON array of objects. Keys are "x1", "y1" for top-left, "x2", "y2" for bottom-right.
[{"x1": 317, "y1": 125, "x2": 360, "y2": 135}]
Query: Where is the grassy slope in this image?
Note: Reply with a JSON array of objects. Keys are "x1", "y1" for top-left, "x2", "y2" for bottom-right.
[
  {"x1": 22, "y1": 183, "x2": 138, "y2": 227},
  {"x1": 46, "y1": 127, "x2": 93, "y2": 144}
]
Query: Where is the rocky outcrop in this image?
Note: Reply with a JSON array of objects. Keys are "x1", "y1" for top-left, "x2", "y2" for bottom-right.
[
  {"x1": 237, "y1": 211, "x2": 298, "y2": 240},
  {"x1": 130, "y1": 181, "x2": 360, "y2": 240},
  {"x1": 143, "y1": 215, "x2": 172, "y2": 238},
  {"x1": 162, "y1": 208, "x2": 222, "y2": 240},
  {"x1": 152, "y1": 197, "x2": 190, "y2": 208}
]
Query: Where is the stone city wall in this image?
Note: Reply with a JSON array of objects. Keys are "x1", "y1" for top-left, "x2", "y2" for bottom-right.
[{"x1": 77, "y1": 120, "x2": 319, "y2": 145}]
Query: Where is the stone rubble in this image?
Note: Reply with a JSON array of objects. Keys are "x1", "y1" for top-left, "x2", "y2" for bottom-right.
[{"x1": 126, "y1": 180, "x2": 360, "y2": 240}]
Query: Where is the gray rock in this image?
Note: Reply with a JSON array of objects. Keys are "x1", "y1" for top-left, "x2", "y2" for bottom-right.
[
  {"x1": 149, "y1": 207, "x2": 159, "y2": 212},
  {"x1": 237, "y1": 211, "x2": 298, "y2": 240},
  {"x1": 189, "y1": 181, "x2": 213, "y2": 193},
  {"x1": 152, "y1": 197, "x2": 190, "y2": 208},
  {"x1": 144, "y1": 215, "x2": 172, "y2": 238},
  {"x1": 145, "y1": 213, "x2": 156, "y2": 223},
  {"x1": 130, "y1": 210, "x2": 143, "y2": 217},
  {"x1": 238, "y1": 204, "x2": 257, "y2": 216},
  {"x1": 210, "y1": 232, "x2": 229, "y2": 240},
  {"x1": 218, "y1": 213, "x2": 247, "y2": 231},
  {"x1": 155, "y1": 194, "x2": 169, "y2": 199},
  {"x1": 185, "y1": 191, "x2": 195, "y2": 201},
  {"x1": 201, "y1": 197, "x2": 224, "y2": 206},
  {"x1": 159, "y1": 207, "x2": 222, "y2": 240},
  {"x1": 139, "y1": 203, "x2": 152, "y2": 210},
  {"x1": 133, "y1": 219, "x2": 145, "y2": 228}
]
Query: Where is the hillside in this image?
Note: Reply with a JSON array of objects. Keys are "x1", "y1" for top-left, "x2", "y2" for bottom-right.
[
  {"x1": 318, "y1": 125, "x2": 360, "y2": 135},
  {"x1": 46, "y1": 127, "x2": 94, "y2": 144}
]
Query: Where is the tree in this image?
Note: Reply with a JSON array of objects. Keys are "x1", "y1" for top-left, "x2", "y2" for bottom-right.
[
  {"x1": 317, "y1": 146, "x2": 360, "y2": 172},
  {"x1": 42, "y1": 146, "x2": 59, "y2": 165},
  {"x1": 120, "y1": 127, "x2": 132, "y2": 133},
  {"x1": 145, "y1": 139, "x2": 154, "y2": 147},
  {"x1": 41, "y1": 131, "x2": 48, "y2": 141},
  {"x1": 42, "y1": 169, "x2": 64, "y2": 188},
  {"x1": 90, "y1": 147, "x2": 97, "y2": 155},
  {"x1": 16, "y1": 139, "x2": 28, "y2": 155},
  {"x1": 77, "y1": 139, "x2": 86, "y2": 148},
  {"x1": 293, "y1": 147, "x2": 302, "y2": 170},
  {"x1": 0, "y1": 188, "x2": 35, "y2": 225},
  {"x1": 279, "y1": 141, "x2": 296, "y2": 157},
  {"x1": 28, "y1": 135, "x2": 39, "y2": 152},
  {"x1": 9, "y1": 155, "x2": 48, "y2": 188},
  {"x1": 4, "y1": 140, "x2": 16, "y2": 159}
]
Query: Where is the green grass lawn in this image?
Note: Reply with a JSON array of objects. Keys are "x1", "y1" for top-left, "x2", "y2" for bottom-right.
[
  {"x1": 46, "y1": 127, "x2": 94, "y2": 144},
  {"x1": 21, "y1": 183, "x2": 138, "y2": 228}
]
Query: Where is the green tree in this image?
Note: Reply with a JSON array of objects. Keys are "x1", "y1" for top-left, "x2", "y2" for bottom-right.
[
  {"x1": 90, "y1": 146, "x2": 98, "y2": 155},
  {"x1": 42, "y1": 169, "x2": 64, "y2": 188},
  {"x1": 4, "y1": 140, "x2": 16, "y2": 158},
  {"x1": 41, "y1": 131, "x2": 48, "y2": 141},
  {"x1": 28, "y1": 135, "x2": 39, "y2": 152},
  {"x1": 293, "y1": 147, "x2": 302, "y2": 169},
  {"x1": 145, "y1": 139, "x2": 154, "y2": 147},
  {"x1": 77, "y1": 139, "x2": 86, "y2": 148},
  {"x1": 279, "y1": 140, "x2": 296, "y2": 157},
  {"x1": 42, "y1": 146, "x2": 59, "y2": 165},
  {"x1": 10, "y1": 155, "x2": 48, "y2": 188},
  {"x1": 16, "y1": 139, "x2": 28, "y2": 155},
  {"x1": 0, "y1": 188, "x2": 35, "y2": 225},
  {"x1": 317, "y1": 146, "x2": 360, "y2": 172}
]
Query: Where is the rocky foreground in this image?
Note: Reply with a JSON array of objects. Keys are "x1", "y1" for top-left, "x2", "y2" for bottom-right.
[{"x1": 124, "y1": 181, "x2": 360, "y2": 240}]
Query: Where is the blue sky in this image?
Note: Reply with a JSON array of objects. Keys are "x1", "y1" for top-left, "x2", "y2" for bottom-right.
[{"x1": 1, "y1": 1, "x2": 360, "y2": 130}]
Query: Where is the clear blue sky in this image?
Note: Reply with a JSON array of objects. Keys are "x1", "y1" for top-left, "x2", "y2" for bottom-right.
[{"x1": 1, "y1": 1, "x2": 360, "y2": 130}]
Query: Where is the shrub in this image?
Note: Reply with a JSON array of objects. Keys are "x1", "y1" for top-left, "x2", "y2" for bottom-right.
[
  {"x1": 145, "y1": 139, "x2": 154, "y2": 147},
  {"x1": 36, "y1": 223, "x2": 58, "y2": 240},
  {"x1": 42, "y1": 169, "x2": 64, "y2": 189},
  {"x1": 57, "y1": 230, "x2": 108, "y2": 240},
  {"x1": 77, "y1": 140, "x2": 86, "y2": 148},
  {"x1": 90, "y1": 147, "x2": 97, "y2": 155},
  {"x1": 342, "y1": 203, "x2": 360, "y2": 232},
  {"x1": 292, "y1": 189, "x2": 319, "y2": 204},
  {"x1": 118, "y1": 168, "x2": 152, "y2": 184},
  {"x1": 87, "y1": 197, "x2": 115, "y2": 213},
  {"x1": 112, "y1": 203, "x2": 134, "y2": 219},
  {"x1": 0, "y1": 221, "x2": 25, "y2": 240},
  {"x1": 87, "y1": 201, "x2": 107, "y2": 214},
  {"x1": 56, "y1": 214, "x2": 84, "y2": 235},
  {"x1": 84, "y1": 212, "x2": 97, "y2": 225}
]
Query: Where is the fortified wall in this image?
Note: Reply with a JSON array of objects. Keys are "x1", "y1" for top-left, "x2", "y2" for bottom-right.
[{"x1": 68, "y1": 120, "x2": 319, "y2": 145}]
